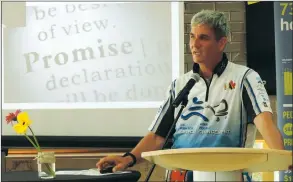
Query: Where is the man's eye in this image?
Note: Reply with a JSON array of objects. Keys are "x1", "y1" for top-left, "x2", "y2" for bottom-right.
[{"x1": 200, "y1": 36, "x2": 209, "y2": 40}]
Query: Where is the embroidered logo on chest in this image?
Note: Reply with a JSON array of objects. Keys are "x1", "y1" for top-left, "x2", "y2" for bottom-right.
[{"x1": 224, "y1": 80, "x2": 236, "y2": 90}]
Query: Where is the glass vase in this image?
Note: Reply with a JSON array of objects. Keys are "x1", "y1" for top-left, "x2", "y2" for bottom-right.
[{"x1": 37, "y1": 151, "x2": 56, "y2": 179}]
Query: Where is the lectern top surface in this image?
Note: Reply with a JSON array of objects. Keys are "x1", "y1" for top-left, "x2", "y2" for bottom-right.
[{"x1": 141, "y1": 148, "x2": 292, "y2": 172}]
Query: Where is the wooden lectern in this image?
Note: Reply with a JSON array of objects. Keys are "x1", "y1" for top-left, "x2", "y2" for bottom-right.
[{"x1": 142, "y1": 148, "x2": 292, "y2": 181}]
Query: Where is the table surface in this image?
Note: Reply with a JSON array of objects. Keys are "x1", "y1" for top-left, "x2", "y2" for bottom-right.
[{"x1": 1, "y1": 170, "x2": 141, "y2": 182}]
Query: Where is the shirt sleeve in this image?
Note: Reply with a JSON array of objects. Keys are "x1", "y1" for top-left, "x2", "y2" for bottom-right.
[
  {"x1": 148, "y1": 80, "x2": 176, "y2": 138},
  {"x1": 242, "y1": 69, "x2": 273, "y2": 123}
]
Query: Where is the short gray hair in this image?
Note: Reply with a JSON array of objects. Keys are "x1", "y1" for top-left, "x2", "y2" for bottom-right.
[{"x1": 191, "y1": 10, "x2": 230, "y2": 40}]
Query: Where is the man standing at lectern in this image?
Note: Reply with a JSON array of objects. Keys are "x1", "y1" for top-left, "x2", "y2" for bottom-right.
[{"x1": 97, "y1": 10, "x2": 286, "y2": 181}]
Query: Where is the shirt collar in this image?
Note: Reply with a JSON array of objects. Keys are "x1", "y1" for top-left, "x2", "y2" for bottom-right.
[{"x1": 192, "y1": 52, "x2": 228, "y2": 77}]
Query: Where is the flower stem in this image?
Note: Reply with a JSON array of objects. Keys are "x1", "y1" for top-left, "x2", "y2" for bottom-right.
[
  {"x1": 44, "y1": 163, "x2": 55, "y2": 177},
  {"x1": 28, "y1": 126, "x2": 40, "y2": 149},
  {"x1": 24, "y1": 134, "x2": 40, "y2": 152}
]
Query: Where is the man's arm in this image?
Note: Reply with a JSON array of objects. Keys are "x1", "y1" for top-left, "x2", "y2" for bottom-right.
[
  {"x1": 242, "y1": 69, "x2": 284, "y2": 150},
  {"x1": 97, "y1": 132, "x2": 166, "y2": 172},
  {"x1": 125, "y1": 132, "x2": 166, "y2": 164},
  {"x1": 97, "y1": 82, "x2": 176, "y2": 172},
  {"x1": 253, "y1": 111, "x2": 284, "y2": 150},
  {"x1": 128, "y1": 82, "x2": 176, "y2": 165}
]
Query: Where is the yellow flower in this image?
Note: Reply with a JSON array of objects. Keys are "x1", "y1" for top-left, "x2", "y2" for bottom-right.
[
  {"x1": 13, "y1": 124, "x2": 28, "y2": 134},
  {"x1": 13, "y1": 112, "x2": 32, "y2": 134}
]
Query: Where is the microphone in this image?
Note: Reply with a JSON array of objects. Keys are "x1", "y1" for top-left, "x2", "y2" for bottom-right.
[{"x1": 172, "y1": 74, "x2": 199, "y2": 107}]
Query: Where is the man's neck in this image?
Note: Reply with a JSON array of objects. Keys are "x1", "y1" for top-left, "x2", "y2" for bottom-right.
[{"x1": 199, "y1": 54, "x2": 223, "y2": 79}]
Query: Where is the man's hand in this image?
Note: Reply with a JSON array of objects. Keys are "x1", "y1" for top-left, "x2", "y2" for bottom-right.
[{"x1": 96, "y1": 155, "x2": 133, "y2": 172}]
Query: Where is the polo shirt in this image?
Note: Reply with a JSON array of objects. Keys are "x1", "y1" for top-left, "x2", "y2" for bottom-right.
[{"x1": 148, "y1": 53, "x2": 272, "y2": 149}]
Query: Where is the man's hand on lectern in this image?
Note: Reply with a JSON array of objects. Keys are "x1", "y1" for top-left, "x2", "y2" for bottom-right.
[{"x1": 96, "y1": 155, "x2": 133, "y2": 172}]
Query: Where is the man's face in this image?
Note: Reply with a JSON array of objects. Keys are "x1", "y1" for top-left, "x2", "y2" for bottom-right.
[{"x1": 189, "y1": 24, "x2": 227, "y2": 64}]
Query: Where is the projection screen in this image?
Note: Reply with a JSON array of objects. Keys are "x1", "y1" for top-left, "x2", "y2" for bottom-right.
[{"x1": 1, "y1": 2, "x2": 184, "y2": 144}]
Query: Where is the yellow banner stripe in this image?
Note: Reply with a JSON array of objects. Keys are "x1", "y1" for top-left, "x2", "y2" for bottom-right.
[{"x1": 248, "y1": 1, "x2": 260, "y2": 5}]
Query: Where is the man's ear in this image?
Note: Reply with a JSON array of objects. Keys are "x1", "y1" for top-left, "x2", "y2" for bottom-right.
[{"x1": 218, "y1": 37, "x2": 228, "y2": 52}]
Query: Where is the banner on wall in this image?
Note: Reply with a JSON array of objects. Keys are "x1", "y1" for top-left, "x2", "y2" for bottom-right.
[{"x1": 274, "y1": 2, "x2": 293, "y2": 181}]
